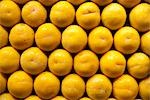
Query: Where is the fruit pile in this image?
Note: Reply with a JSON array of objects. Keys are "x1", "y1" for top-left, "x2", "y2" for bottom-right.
[{"x1": 0, "y1": 0, "x2": 150, "y2": 100}]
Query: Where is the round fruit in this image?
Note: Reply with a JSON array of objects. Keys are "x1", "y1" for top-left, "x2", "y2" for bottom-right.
[
  {"x1": 76, "y1": 2, "x2": 100, "y2": 30},
  {"x1": 62, "y1": 25, "x2": 87, "y2": 53},
  {"x1": 113, "y1": 74, "x2": 138, "y2": 100},
  {"x1": 34, "y1": 72, "x2": 60, "y2": 99},
  {"x1": 20, "y1": 47, "x2": 47, "y2": 75},
  {"x1": 86, "y1": 74, "x2": 112, "y2": 100},
  {"x1": 22, "y1": 1, "x2": 47, "y2": 27},
  {"x1": 139, "y1": 77, "x2": 150, "y2": 100},
  {"x1": 51, "y1": 96, "x2": 67, "y2": 100},
  {"x1": 91, "y1": 0, "x2": 113, "y2": 6},
  {"x1": 0, "y1": 46, "x2": 20, "y2": 74},
  {"x1": 129, "y1": 3, "x2": 150, "y2": 32},
  {"x1": 100, "y1": 50, "x2": 126, "y2": 78},
  {"x1": 9, "y1": 23, "x2": 34, "y2": 50},
  {"x1": 50, "y1": 1, "x2": 75, "y2": 28},
  {"x1": 38, "y1": 0, "x2": 58, "y2": 6},
  {"x1": 141, "y1": 31, "x2": 150, "y2": 56},
  {"x1": 0, "y1": 0, "x2": 21, "y2": 27},
  {"x1": 80, "y1": 97, "x2": 92, "y2": 100},
  {"x1": 88, "y1": 26, "x2": 113, "y2": 54},
  {"x1": 114, "y1": 26, "x2": 140, "y2": 54},
  {"x1": 48, "y1": 49, "x2": 73, "y2": 76},
  {"x1": 0, "y1": 73, "x2": 6, "y2": 94},
  {"x1": 12, "y1": 0, "x2": 30, "y2": 4},
  {"x1": 0, "y1": 25, "x2": 8, "y2": 48},
  {"x1": 25, "y1": 95, "x2": 41, "y2": 100},
  {"x1": 67, "y1": 0, "x2": 85, "y2": 5},
  {"x1": 117, "y1": 0, "x2": 141, "y2": 8},
  {"x1": 101, "y1": 3, "x2": 126, "y2": 30},
  {"x1": 127, "y1": 52, "x2": 150, "y2": 79},
  {"x1": 35, "y1": 23, "x2": 61, "y2": 51},
  {"x1": 0, "y1": 93, "x2": 15, "y2": 100},
  {"x1": 61, "y1": 74, "x2": 85, "y2": 100},
  {"x1": 8, "y1": 71, "x2": 33, "y2": 98},
  {"x1": 74, "y1": 50, "x2": 99, "y2": 77}
]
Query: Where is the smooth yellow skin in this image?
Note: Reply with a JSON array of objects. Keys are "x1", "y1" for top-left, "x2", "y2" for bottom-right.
[
  {"x1": 88, "y1": 26, "x2": 113, "y2": 54},
  {"x1": 9, "y1": 23, "x2": 34, "y2": 50},
  {"x1": 86, "y1": 74, "x2": 112, "y2": 100},
  {"x1": 0, "y1": 73, "x2": 6, "y2": 94},
  {"x1": 80, "y1": 97, "x2": 92, "y2": 100},
  {"x1": 48, "y1": 49, "x2": 73, "y2": 76},
  {"x1": 91, "y1": 0, "x2": 113, "y2": 6},
  {"x1": 102, "y1": 3, "x2": 126, "y2": 30},
  {"x1": 100, "y1": 50, "x2": 126, "y2": 78},
  {"x1": 22, "y1": 1, "x2": 47, "y2": 27},
  {"x1": 141, "y1": 31, "x2": 150, "y2": 56},
  {"x1": 127, "y1": 53, "x2": 150, "y2": 79},
  {"x1": 50, "y1": 1, "x2": 75, "y2": 28},
  {"x1": 61, "y1": 74, "x2": 85, "y2": 100},
  {"x1": 0, "y1": 46, "x2": 20, "y2": 74},
  {"x1": 8, "y1": 71, "x2": 33, "y2": 98},
  {"x1": 67, "y1": 0, "x2": 85, "y2": 5},
  {"x1": 62, "y1": 25, "x2": 87, "y2": 53},
  {"x1": 117, "y1": 0, "x2": 141, "y2": 8},
  {"x1": 38, "y1": 0, "x2": 58, "y2": 6},
  {"x1": 12, "y1": 0, "x2": 30, "y2": 4},
  {"x1": 0, "y1": 0, "x2": 21, "y2": 27},
  {"x1": 35, "y1": 23, "x2": 61, "y2": 51},
  {"x1": 34, "y1": 72, "x2": 60, "y2": 99},
  {"x1": 76, "y1": 2, "x2": 100, "y2": 30},
  {"x1": 139, "y1": 77, "x2": 150, "y2": 100},
  {"x1": 0, "y1": 26, "x2": 8, "y2": 48},
  {"x1": 113, "y1": 74, "x2": 138, "y2": 100},
  {"x1": 20, "y1": 47, "x2": 47, "y2": 75},
  {"x1": 114, "y1": 26, "x2": 140, "y2": 54},
  {"x1": 51, "y1": 96, "x2": 67, "y2": 100},
  {"x1": 25, "y1": 95, "x2": 41, "y2": 100},
  {"x1": 129, "y1": 3, "x2": 150, "y2": 32},
  {"x1": 0, "y1": 93, "x2": 15, "y2": 100},
  {"x1": 74, "y1": 50, "x2": 99, "y2": 77}
]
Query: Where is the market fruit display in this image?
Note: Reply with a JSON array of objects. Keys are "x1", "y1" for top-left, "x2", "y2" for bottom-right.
[{"x1": 0, "y1": 0, "x2": 150, "y2": 100}]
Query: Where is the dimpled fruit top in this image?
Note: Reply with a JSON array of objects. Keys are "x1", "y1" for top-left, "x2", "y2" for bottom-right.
[{"x1": 0, "y1": 0, "x2": 150, "y2": 100}]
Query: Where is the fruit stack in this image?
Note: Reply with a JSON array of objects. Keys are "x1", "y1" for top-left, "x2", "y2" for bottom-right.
[{"x1": 0, "y1": 0, "x2": 150, "y2": 100}]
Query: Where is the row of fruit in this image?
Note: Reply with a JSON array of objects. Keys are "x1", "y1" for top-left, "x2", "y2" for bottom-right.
[
  {"x1": 0, "y1": 71, "x2": 150, "y2": 100},
  {"x1": 0, "y1": 0, "x2": 150, "y2": 100},
  {"x1": 1, "y1": 24, "x2": 150, "y2": 55},
  {"x1": 0, "y1": 46, "x2": 150, "y2": 78},
  {"x1": 0, "y1": 0, "x2": 149, "y2": 32}
]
